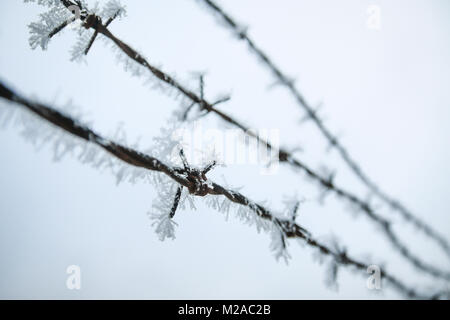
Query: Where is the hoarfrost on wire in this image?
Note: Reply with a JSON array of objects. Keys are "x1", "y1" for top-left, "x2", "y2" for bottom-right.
[
  {"x1": 25, "y1": 0, "x2": 127, "y2": 61},
  {"x1": 25, "y1": 0, "x2": 193, "y2": 102},
  {"x1": 0, "y1": 97, "x2": 301, "y2": 265},
  {"x1": 8, "y1": 0, "x2": 304, "y2": 256}
]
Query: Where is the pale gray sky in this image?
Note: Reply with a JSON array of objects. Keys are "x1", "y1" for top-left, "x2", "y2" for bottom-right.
[{"x1": 0, "y1": 0, "x2": 449, "y2": 299}]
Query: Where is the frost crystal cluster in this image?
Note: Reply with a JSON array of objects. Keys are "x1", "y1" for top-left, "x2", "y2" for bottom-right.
[{"x1": 25, "y1": 0, "x2": 127, "y2": 61}]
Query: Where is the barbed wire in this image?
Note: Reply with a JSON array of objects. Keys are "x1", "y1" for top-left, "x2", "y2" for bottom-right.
[
  {"x1": 0, "y1": 79, "x2": 445, "y2": 299},
  {"x1": 39, "y1": 0, "x2": 450, "y2": 281},
  {"x1": 195, "y1": 0, "x2": 450, "y2": 260}
]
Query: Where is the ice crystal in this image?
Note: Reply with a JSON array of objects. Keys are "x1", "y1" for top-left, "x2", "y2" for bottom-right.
[
  {"x1": 149, "y1": 212, "x2": 178, "y2": 241},
  {"x1": 100, "y1": 0, "x2": 127, "y2": 21},
  {"x1": 70, "y1": 28, "x2": 94, "y2": 62},
  {"x1": 27, "y1": 4, "x2": 72, "y2": 50},
  {"x1": 270, "y1": 223, "x2": 291, "y2": 264}
]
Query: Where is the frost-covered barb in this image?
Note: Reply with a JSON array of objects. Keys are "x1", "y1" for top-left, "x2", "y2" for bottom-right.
[
  {"x1": 149, "y1": 212, "x2": 178, "y2": 241},
  {"x1": 147, "y1": 144, "x2": 217, "y2": 240},
  {"x1": 282, "y1": 194, "x2": 302, "y2": 225},
  {"x1": 270, "y1": 222, "x2": 291, "y2": 264},
  {"x1": 25, "y1": 0, "x2": 127, "y2": 60},
  {"x1": 322, "y1": 236, "x2": 348, "y2": 291},
  {"x1": 147, "y1": 148, "x2": 217, "y2": 237},
  {"x1": 180, "y1": 73, "x2": 231, "y2": 121},
  {"x1": 268, "y1": 194, "x2": 305, "y2": 263}
]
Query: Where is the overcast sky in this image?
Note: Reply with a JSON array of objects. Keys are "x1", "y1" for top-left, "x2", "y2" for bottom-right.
[{"x1": 0, "y1": 0, "x2": 449, "y2": 299}]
